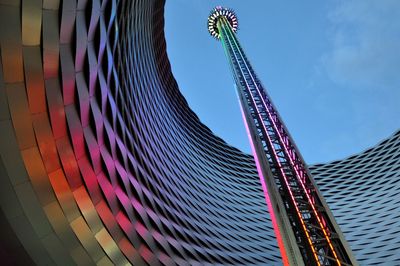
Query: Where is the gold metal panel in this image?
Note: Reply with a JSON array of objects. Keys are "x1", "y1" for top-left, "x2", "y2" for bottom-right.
[
  {"x1": 96, "y1": 256, "x2": 114, "y2": 266},
  {"x1": 55, "y1": 136, "x2": 83, "y2": 190},
  {"x1": 95, "y1": 228, "x2": 130, "y2": 266},
  {"x1": 43, "y1": 201, "x2": 81, "y2": 251},
  {"x1": 32, "y1": 113, "x2": 61, "y2": 172},
  {"x1": 0, "y1": 5, "x2": 24, "y2": 82},
  {"x1": 23, "y1": 46, "x2": 46, "y2": 114},
  {"x1": 71, "y1": 216, "x2": 106, "y2": 263},
  {"x1": 22, "y1": 0, "x2": 42, "y2": 46},
  {"x1": 6, "y1": 82, "x2": 36, "y2": 149},
  {"x1": 73, "y1": 185, "x2": 103, "y2": 234},
  {"x1": 43, "y1": 0, "x2": 60, "y2": 10},
  {"x1": 45, "y1": 78, "x2": 67, "y2": 139},
  {"x1": 21, "y1": 147, "x2": 55, "y2": 206},
  {"x1": 42, "y1": 9, "x2": 59, "y2": 79},
  {"x1": 48, "y1": 168, "x2": 81, "y2": 222}
]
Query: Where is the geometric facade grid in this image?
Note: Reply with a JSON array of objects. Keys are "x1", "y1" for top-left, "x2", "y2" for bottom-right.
[
  {"x1": 0, "y1": 0, "x2": 281, "y2": 264},
  {"x1": 0, "y1": 0, "x2": 398, "y2": 265},
  {"x1": 311, "y1": 130, "x2": 400, "y2": 265}
]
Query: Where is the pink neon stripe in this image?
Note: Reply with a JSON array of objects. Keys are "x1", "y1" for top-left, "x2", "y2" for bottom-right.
[
  {"x1": 248, "y1": 86, "x2": 341, "y2": 265},
  {"x1": 241, "y1": 92, "x2": 321, "y2": 264},
  {"x1": 239, "y1": 102, "x2": 290, "y2": 266},
  {"x1": 224, "y1": 35, "x2": 322, "y2": 264},
  {"x1": 227, "y1": 28, "x2": 341, "y2": 264}
]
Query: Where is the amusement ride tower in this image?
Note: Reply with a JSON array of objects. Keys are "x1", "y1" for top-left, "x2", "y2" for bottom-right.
[{"x1": 207, "y1": 6, "x2": 357, "y2": 266}]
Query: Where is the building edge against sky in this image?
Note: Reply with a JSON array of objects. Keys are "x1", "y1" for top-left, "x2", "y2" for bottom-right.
[{"x1": 0, "y1": 0, "x2": 399, "y2": 265}]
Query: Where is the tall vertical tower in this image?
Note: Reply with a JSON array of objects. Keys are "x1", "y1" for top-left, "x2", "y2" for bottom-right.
[{"x1": 207, "y1": 6, "x2": 357, "y2": 266}]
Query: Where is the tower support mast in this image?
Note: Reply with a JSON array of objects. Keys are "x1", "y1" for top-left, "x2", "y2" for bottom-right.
[{"x1": 208, "y1": 7, "x2": 358, "y2": 266}]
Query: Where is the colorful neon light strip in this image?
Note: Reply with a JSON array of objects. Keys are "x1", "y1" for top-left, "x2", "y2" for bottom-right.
[
  {"x1": 224, "y1": 24, "x2": 342, "y2": 265},
  {"x1": 238, "y1": 95, "x2": 290, "y2": 266},
  {"x1": 218, "y1": 21, "x2": 322, "y2": 265},
  {"x1": 220, "y1": 18, "x2": 342, "y2": 265}
]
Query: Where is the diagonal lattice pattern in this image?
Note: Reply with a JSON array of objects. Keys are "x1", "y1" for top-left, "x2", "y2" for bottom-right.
[
  {"x1": 0, "y1": 0, "x2": 399, "y2": 265},
  {"x1": 311, "y1": 131, "x2": 400, "y2": 265},
  {"x1": 0, "y1": 0, "x2": 281, "y2": 265}
]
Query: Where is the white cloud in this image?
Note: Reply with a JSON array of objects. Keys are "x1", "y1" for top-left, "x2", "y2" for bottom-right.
[{"x1": 322, "y1": 0, "x2": 400, "y2": 90}]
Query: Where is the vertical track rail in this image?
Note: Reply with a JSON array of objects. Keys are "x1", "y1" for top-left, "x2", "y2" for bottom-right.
[{"x1": 216, "y1": 15, "x2": 355, "y2": 266}]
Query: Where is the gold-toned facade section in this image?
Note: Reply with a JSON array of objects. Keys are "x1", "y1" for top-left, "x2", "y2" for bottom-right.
[
  {"x1": 22, "y1": 0, "x2": 42, "y2": 46},
  {"x1": 0, "y1": 5, "x2": 24, "y2": 83},
  {"x1": 0, "y1": 0, "x2": 288, "y2": 265},
  {"x1": 0, "y1": 0, "x2": 129, "y2": 264}
]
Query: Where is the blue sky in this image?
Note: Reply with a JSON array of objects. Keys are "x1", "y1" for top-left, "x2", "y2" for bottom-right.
[{"x1": 165, "y1": 0, "x2": 400, "y2": 164}]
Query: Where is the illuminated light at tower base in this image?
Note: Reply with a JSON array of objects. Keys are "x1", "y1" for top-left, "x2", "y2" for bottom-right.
[{"x1": 207, "y1": 6, "x2": 358, "y2": 266}]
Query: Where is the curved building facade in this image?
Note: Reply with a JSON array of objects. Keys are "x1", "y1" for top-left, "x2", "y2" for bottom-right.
[
  {"x1": 311, "y1": 130, "x2": 400, "y2": 265},
  {"x1": 0, "y1": 0, "x2": 281, "y2": 265},
  {"x1": 0, "y1": 0, "x2": 398, "y2": 265}
]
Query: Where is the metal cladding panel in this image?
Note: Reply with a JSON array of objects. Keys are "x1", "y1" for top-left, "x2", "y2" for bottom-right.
[
  {"x1": 0, "y1": 0, "x2": 399, "y2": 265},
  {"x1": 311, "y1": 131, "x2": 400, "y2": 265},
  {"x1": 0, "y1": 0, "x2": 281, "y2": 265}
]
